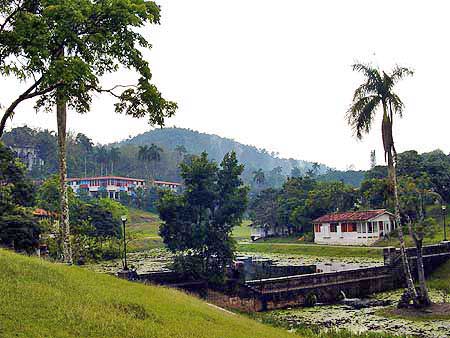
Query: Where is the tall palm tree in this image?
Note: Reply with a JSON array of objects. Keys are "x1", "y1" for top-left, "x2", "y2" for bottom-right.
[
  {"x1": 174, "y1": 144, "x2": 187, "y2": 162},
  {"x1": 95, "y1": 146, "x2": 109, "y2": 176},
  {"x1": 346, "y1": 63, "x2": 419, "y2": 306},
  {"x1": 109, "y1": 147, "x2": 120, "y2": 175},
  {"x1": 138, "y1": 145, "x2": 150, "y2": 176},
  {"x1": 253, "y1": 168, "x2": 265, "y2": 186},
  {"x1": 76, "y1": 133, "x2": 93, "y2": 177},
  {"x1": 148, "y1": 143, "x2": 163, "y2": 179}
]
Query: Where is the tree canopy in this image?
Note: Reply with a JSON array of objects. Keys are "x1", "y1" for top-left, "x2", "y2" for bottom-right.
[
  {"x1": 158, "y1": 152, "x2": 248, "y2": 282},
  {"x1": 0, "y1": 0, "x2": 177, "y2": 135}
]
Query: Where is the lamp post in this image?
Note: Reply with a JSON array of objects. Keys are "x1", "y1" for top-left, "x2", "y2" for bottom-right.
[
  {"x1": 442, "y1": 205, "x2": 447, "y2": 242},
  {"x1": 121, "y1": 215, "x2": 128, "y2": 270}
]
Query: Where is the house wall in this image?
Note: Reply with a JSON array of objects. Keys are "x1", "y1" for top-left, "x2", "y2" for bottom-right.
[{"x1": 314, "y1": 214, "x2": 394, "y2": 246}]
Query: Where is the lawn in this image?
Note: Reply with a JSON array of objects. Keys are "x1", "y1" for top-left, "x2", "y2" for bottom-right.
[
  {"x1": 237, "y1": 242, "x2": 383, "y2": 259},
  {"x1": 0, "y1": 249, "x2": 298, "y2": 338},
  {"x1": 231, "y1": 219, "x2": 252, "y2": 241}
]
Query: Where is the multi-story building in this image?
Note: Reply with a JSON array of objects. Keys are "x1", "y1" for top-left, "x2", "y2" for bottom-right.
[
  {"x1": 66, "y1": 176, "x2": 182, "y2": 199},
  {"x1": 313, "y1": 209, "x2": 395, "y2": 245},
  {"x1": 10, "y1": 146, "x2": 44, "y2": 171}
]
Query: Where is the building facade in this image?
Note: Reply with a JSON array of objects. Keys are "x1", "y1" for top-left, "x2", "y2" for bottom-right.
[
  {"x1": 313, "y1": 209, "x2": 395, "y2": 246},
  {"x1": 10, "y1": 146, "x2": 44, "y2": 171},
  {"x1": 66, "y1": 176, "x2": 182, "y2": 199}
]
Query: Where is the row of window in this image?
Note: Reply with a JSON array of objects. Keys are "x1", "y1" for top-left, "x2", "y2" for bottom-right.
[
  {"x1": 315, "y1": 221, "x2": 392, "y2": 233},
  {"x1": 69, "y1": 179, "x2": 144, "y2": 186}
]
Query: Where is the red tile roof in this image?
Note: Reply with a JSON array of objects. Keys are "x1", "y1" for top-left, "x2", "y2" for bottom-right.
[
  {"x1": 312, "y1": 209, "x2": 392, "y2": 223},
  {"x1": 66, "y1": 176, "x2": 145, "y2": 182},
  {"x1": 33, "y1": 208, "x2": 57, "y2": 217}
]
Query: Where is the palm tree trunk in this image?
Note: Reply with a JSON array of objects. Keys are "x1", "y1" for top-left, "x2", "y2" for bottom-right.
[
  {"x1": 390, "y1": 148, "x2": 418, "y2": 305},
  {"x1": 57, "y1": 90, "x2": 73, "y2": 264}
]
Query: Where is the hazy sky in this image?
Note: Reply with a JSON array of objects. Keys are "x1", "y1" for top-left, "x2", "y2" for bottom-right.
[{"x1": 3, "y1": 0, "x2": 450, "y2": 170}]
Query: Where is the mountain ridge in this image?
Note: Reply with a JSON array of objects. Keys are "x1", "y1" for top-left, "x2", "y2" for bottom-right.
[{"x1": 116, "y1": 127, "x2": 327, "y2": 175}]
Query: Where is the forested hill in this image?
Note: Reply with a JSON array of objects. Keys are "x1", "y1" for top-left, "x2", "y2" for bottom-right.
[{"x1": 118, "y1": 127, "x2": 324, "y2": 176}]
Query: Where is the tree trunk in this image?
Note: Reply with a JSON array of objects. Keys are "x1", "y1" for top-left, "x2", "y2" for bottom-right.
[
  {"x1": 407, "y1": 221, "x2": 431, "y2": 307},
  {"x1": 57, "y1": 90, "x2": 73, "y2": 264},
  {"x1": 390, "y1": 148, "x2": 418, "y2": 305}
]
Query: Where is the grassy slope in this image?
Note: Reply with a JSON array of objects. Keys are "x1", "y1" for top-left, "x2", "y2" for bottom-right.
[
  {"x1": 127, "y1": 208, "x2": 164, "y2": 251},
  {"x1": 0, "y1": 249, "x2": 297, "y2": 338}
]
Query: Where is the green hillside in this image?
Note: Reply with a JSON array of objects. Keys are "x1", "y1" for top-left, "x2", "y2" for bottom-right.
[
  {"x1": 119, "y1": 127, "x2": 323, "y2": 176},
  {"x1": 0, "y1": 249, "x2": 296, "y2": 338}
]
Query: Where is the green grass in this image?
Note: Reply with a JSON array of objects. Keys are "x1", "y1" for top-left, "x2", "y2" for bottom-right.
[
  {"x1": 232, "y1": 220, "x2": 252, "y2": 240},
  {"x1": 237, "y1": 242, "x2": 383, "y2": 259},
  {"x1": 126, "y1": 208, "x2": 164, "y2": 252},
  {"x1": 428, "y1": 259, "x2": 450, "y2": 294},
  {"x1": 0, "y1": 249, "x2": 300, "y2": 338}
]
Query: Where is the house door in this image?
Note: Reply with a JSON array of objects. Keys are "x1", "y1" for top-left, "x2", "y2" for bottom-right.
[{"x1": 323, "y1": 224, "x2": 330, "y2": 237}]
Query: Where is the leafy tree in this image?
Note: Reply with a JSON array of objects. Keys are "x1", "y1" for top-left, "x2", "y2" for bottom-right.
[
  {"x1": 0, "y1": 0, "x2": 177, "y2": 263},
  {"x1": 304, "y1": 181, "x2": 357, "y2": 220},
  {"x1": 158, "y1": 152, "x2": 248, "y2": 282},
  {"x1": 346, "y1": 62, "x2": 420, "y2": 306},
  {"x1": 359, "y1": 178, "x2": 390, "y2": 209},
  {"x1": 249, "y1": 189, "x2": 281, "y2": 237},
  {"x1": 0, "y1": 142, "x2": 39, "y2": 253}
]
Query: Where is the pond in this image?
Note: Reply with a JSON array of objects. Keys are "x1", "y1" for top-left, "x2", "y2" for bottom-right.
[
  {"x1": 238, "y1": 251, "x2": 383, "y2": 273},
  {"x1": 262, "y1": 289, "x2": 450, "y2": 338}
]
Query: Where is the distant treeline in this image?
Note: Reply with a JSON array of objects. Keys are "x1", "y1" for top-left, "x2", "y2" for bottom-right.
[{"x1": 3, "y1": 127, "x2": 449, "y2": 197}]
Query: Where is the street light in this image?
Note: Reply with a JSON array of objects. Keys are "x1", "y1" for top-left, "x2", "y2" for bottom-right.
[
  {"x1": 121, "y1": 215, "x2": 128, "y2": 270},
  {"x1": 442, "y1": 205, "x2": 447, "y2": 242}
]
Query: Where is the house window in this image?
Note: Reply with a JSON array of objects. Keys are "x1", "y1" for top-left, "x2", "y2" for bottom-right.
[
  {"x1": 347, "y1": 223, "x2": 357, "y2": 232},
  {"x1": 367, "y1": 222, "x2": 373, "y2": 233},
  {"x1": 373, "y1": 222, "x2": 378, "y2": 232},
  {"x1": 314, "y1": 224, "x2": 321, "y2": 233},
  {"x1": 330, "y1": 223, "x2": 338, "y2": 232},
  {"x1": 379, "y1": 221, "x2": 384, "y2": 231},
  {"x1": 341, "y1": 223, "x2": 347, "y2": 232}
]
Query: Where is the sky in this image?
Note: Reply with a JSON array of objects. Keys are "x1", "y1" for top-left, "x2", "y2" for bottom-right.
[{"x1": 3, "y1": 0, "x2": 450, "y2": 170}]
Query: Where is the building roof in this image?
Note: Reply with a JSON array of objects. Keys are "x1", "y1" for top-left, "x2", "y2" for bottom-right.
[
  {"x1": 312, "y1": 209, "x2": 393, "y2": 223},
  {"x1": 154, "y1": 180, "x2": 182, "y2": 186},
  {"x1": 66, "y1": 176, "x2": 145, "y2": 182},
  {"x1": 33, "y1": 208, "x2": 57, "y2": 217},
  {"x1": 66, "y1": 176, "x2": 182, "y2": 186}
]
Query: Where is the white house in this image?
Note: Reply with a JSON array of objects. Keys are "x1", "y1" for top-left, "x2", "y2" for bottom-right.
[
  {"x1": 66, "y1": 176, "x2": 182, "y2": 199},
  {"x1": 313, "y1": 209, "x2": 395, "y2": 246},
  {"x1": 250, "y1": 224, "x2": 289, "y2": 241}
]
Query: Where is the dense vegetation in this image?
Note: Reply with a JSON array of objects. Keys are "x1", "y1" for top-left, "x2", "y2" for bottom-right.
[{"x1": 0, "y1": 142, "x2": 40, "y2": 252}]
